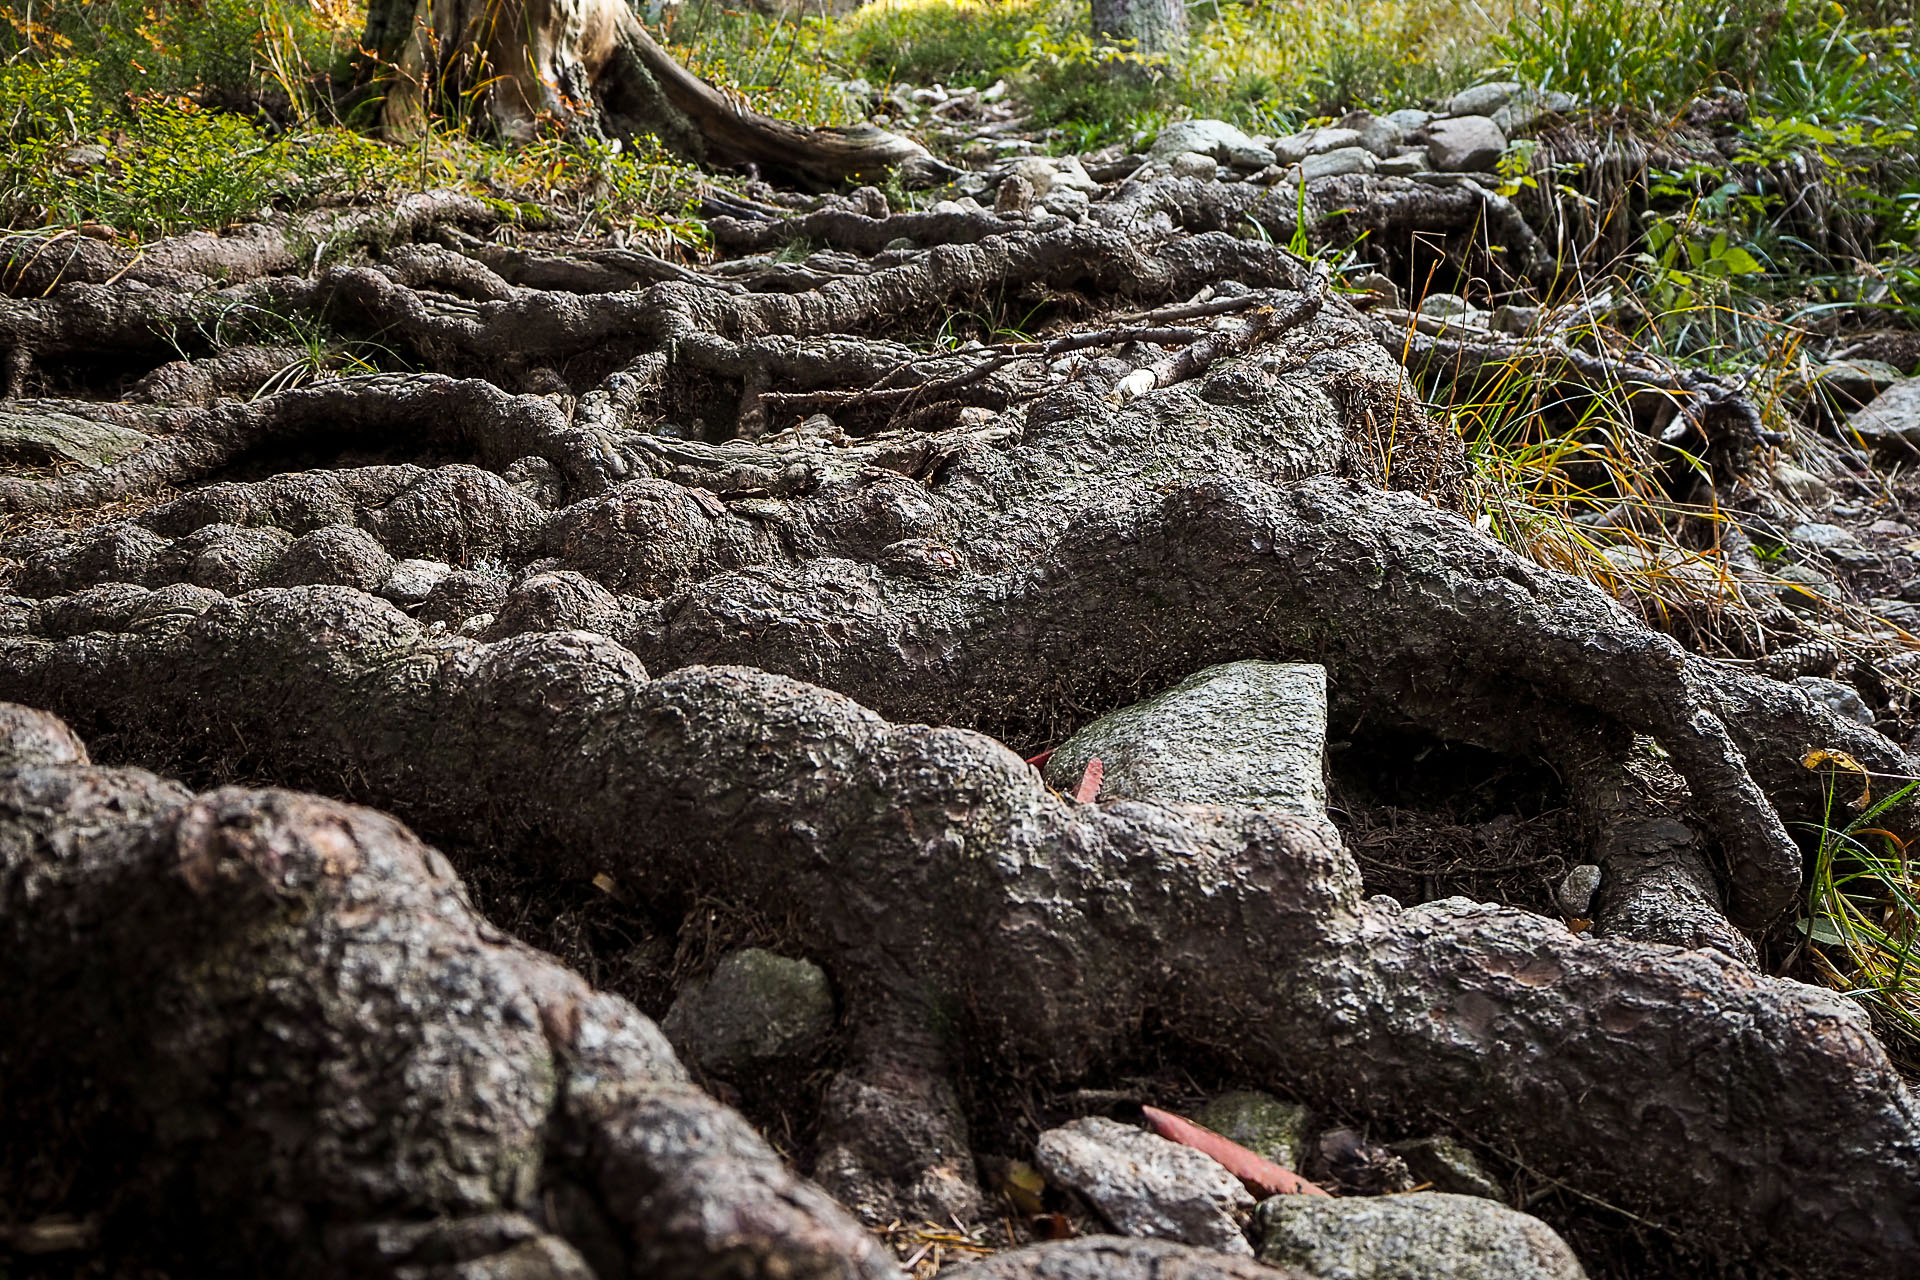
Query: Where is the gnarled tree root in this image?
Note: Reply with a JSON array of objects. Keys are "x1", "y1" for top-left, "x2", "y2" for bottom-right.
[
  {"x1": 0, "y1": 703, "x2": 892, "y2": 1279},
  {"x1": 1, "y1": 594, "x2": 1917, "y2": 1273}
]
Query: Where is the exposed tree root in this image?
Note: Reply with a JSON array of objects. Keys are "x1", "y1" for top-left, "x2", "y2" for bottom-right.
[
  {"x1": 0, "y1": 703, "x2": 892, "y2": 1279},
  {"x1": 4, "y1": 171, "x2": 1918, "y2": 1276}
]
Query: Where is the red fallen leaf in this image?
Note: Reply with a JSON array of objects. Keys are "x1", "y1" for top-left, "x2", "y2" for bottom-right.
[
  {"x1": 1141, "y1": 1105, "x2": 1332, "y2": 1199},
  {"x1": 1073, "y1": 757, "x2": 1104, "y2": 804},
  {"x1": 1026, "y1": 748, "x2": 1055, "y2": 768}
]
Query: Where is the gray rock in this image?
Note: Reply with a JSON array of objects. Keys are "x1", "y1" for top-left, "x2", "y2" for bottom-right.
[
  {"x1": 1004, "y1": 154, "x2": 1100, "y2": 199},
  {"x1": 1168, "y1": 151, "x2": 1220, "y2": 180},
  {"x1": 1491, "y1": 89, "x2": 1579, "y2": 136},
  {"x1": 660, "y1": 947, "x2": 835, "y2": 1074},
  {"x1": 1256, "y1": 1192, "x2": 1586, "y2": 1279},
  {"x1": 1417, "y1": 292, "x2": 1481, "y2": 322},
  {"x1": 1348, "y1": 272, "x2": 1401, "y2": 310},
  {"x1": 1035, "y1": 1117, "x2": 1254, "y2": 1255},
  {"x1": 1816, "y1": 358, "x2": 1906, "y2": 409},
  {"x1": 1775, "y1": 563, "x2": 1841, "y2": 607},
  {"x1": 1425, "y1": 116, "x2": 1507, "y2": 172},
  {"x1": 1043, "y1": 661, "x2": 1331, "y2": 834},
  {"x1": 1042, "y1": 186, "x2": 1092, "y2": 218},
  {"x1": 949, "y1": 1237, "x2": 1295, "y2": 1280},
  {"x1": 1300, "y1": 147, "x2": 1376, "y2": 180},
  {"x1": 1555, "y1": 864, "x2": 1602, "y2": 918},
  {"x1": 1270, "y1": 127, "x2": 1362, "y2": 165},
  {"x1": 1376, "y1": 149, "x2": 1431, "y2": 176},
  {"x1": 1338, "y1": 111, "x2": 1404, "y2": 157},
  {"x1": 1151, "y1": 120, "x2": 1274, "y2": 170},
  {"x1": 1384, "y1": 108, "x2": 1434, "y2": 132},
  {"x1": 1448, "y1": 81, "x2": 1523, "y2": 118},
  {"x1": 1847, "y1": 377, "x2": 1920, "y2": 448},
  {"x1": 1772, "y1": 461, "x2": 1833, "y2": 505},
  {"x1": 1876, "y1": 599, "x2": 1920, "y2": 631},
  {"x1": 381, "y1": 558, "x2": 454, "y2": 607},
  {"x1": 1195, "y1": 1091, "x2": 1313, "y2": 1172},
  {"x1": 1389, "y1": 1138, "x2": 1504, "y2": 1201},
  {"x1": 1794, "y1": 676, "x2": 1876, "y2": 727},
  {"x1": 1790, "y1": 521, "x2": 1877, "y2": 566},
  {"x1": 0, "y1": 410, "x2": 149, "y2": 469}
]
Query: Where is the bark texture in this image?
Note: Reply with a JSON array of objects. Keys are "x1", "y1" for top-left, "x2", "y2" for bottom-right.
[
  {"x1": 2, "y1": 171, "x2": 1917, "y2": 1276},
  {"x1": 360, "y1": 0, "x2": 936, "y2": 184}
]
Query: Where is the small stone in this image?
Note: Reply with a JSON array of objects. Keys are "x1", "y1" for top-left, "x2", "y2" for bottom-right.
[
  {"x1": 1299, "y1": 147, "x2": 1375, "y2": 180},
  {"x1": 1555, "y1": 864, "x2": 1602, "y2": 918},
  {"x1": 1375, "y1": 149, "x2": 1431, "y2": 176},
  {"x1": 1034, "y1": 1117, "x2": 1253, "y2": 1255},
  {"x1": 1425, "y1": 115, "x2": 1507, "y2": 172},
  {"x1": 1448, "y1": 81, "x2": 1523, "y2": 117},
  {"x1": 1790, "y1": 521, "x2": 1877, "y2": 566},
  {"x1": 380, "y1": 558, "x2": 453, "y2": 607},
  {"x1": 1794, "y1": 676, "x2": 1876, "y2": 727},
  {"x1": 1337, "y1": 110, "x2": 1404, "y2": 157},
  {"x1": 0, "y1": 410, "x2": 149, "y2": 470},
  {"x1": 1772, "y1": 462, "x2": 1832, "y2": 505},
  {"x1": 1384, "y1": 108, "x2": 1434, "y2": 132},
  {"x1": 884, "y1": 237, "x2": 916, "y2": 251},
  {"x1": 1388, "y1": 1136, "x2": 1505, "y2": 1201},
  {"x1": 1348, "y1": 272, "x2": 1401, "y2": 310},
  {"x1": 1257, "y1": 1192, "x2": 1586, "y2": 1280},
  {"x1": 1194, "y1": 1091, "x2": 1313, "y2": 1173},
  {"x1": 1041, "y1": 186, "x2": 1091, "y2": 218},
  {"x1": 1816, "y1": 358, "x2": 1907, "y2": 409},
  {"x1": 1869, "y1": 519, "x2": 1913, "y2": 537},
  {"x1": 1151, "y1": 119, "x2": 1274, "y2": 169},
  {"x1": 996, "y1": 171, "x2": 1035, "y2": 217},
  {"x1": 1774, "y1": 564, "x2": 1841, "y2": 606},
  {"x1": 61, "y1": 143, "x2": 109, "y2": 168},
  {"x1": 1847, "y1": 378, "x2": 1920, "y2": 450},
  {"x1": 660, "y1": 948, "x2": 836, "y2": 1074},
  {"x1": 1417, "y1": 292, "x2": 1480, "y2": 321},
  {"x1": 1168, "y1": 151, "x2": 1220, "y2": 180}
]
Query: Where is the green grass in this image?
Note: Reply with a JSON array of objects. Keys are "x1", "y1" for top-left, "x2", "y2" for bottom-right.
[{"x1": 1799, "y1": 765, "x2": 1920, "y2": 1061}]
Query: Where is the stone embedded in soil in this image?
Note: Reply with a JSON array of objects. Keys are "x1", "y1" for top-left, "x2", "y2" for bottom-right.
[
  {"x1": 1300, "y1": 148, "x2": 1377, "y2": 181},
  {"x1": 1042, "y1": 660, "x2": 1331, "y2": 837},
  {"x1": 1793, "y1": 676, "x2": 1877, "y2": 727},
  {"x1": 1150, "y1": 120, "x2": 1275, "y2": 170},
  {"x1": 660, "y1": 947, "x2": 836, "y2": 1074},
  {"x1": 1447, "y1": 82, "x2": 1524, "y2": 117},
  {"x1": 947, "y1": 1236, "x2": 1310, "y2": 1280},
  {"x1": 1256, "y1": 1192, "x2": 1587, "y2": 1280},
  {"x1": 1849, "y1": 377, "x2": 1920, "y2": 450},
  {"x1": 1425, "y1": 116, "x2": 1507, "y2": 172},
  {"x1": 1554, "y1": 864, "x2": 1602, "y2": 918},
  {"x1": 1195, "y1": 1091, "x2": 1314, "y2": 1174},
  {"x1": 1789, "y1": 521, "x2": 1878, "y2": 567},
  {"x1": 0, "y1": 408, "x2": 150, "y2": 469},
  {"x1": 1035, "y1": 1117, "x2": 1255, "y2": 1255},
  {"x1": 1387, "y1": 1137, "x2": 1505, "y2": 1201}
]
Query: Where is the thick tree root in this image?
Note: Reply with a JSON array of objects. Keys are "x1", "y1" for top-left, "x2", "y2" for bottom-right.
[
  {"x1": 0, "y1": 612, "x2": 1914, "y2": 1272},
  {"x1": 0, "y1": 703, "x2": 892, "y2": 1279},
  {"x1": 6, "y1": 168, "x2": 1918, "y2": 1276}
]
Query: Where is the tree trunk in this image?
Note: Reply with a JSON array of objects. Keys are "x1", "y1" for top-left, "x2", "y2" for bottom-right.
[
  {"x1": 2, "y1": 168, "x2": 1918, "y2": 1277},
  {"x1": 1090, "y1": 0, "x2": 1188, "y2": 53},
  {"x1": 359, "y1": 0, "x2": 936, "y2": 186}
]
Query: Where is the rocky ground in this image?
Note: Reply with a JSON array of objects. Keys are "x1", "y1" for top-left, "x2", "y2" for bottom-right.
[{"x1": 2, "y1": 70, "x2": 1920, "y2": 1280}]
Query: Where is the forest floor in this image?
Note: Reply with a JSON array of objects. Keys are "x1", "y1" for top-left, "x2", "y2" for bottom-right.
[{"x1": 1, "y1": 2, "x2": 1919, "y2": 1278}]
